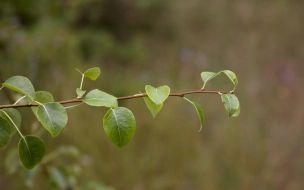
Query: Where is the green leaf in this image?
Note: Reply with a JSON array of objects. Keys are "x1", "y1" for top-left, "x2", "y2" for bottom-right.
[
  {"x1": 76, "y1": 88, "x2": 86, "y2": 98},
  {"x1": 31, "y1": 91, "x2": 54, "y2": 115},
  {"x1": 18, "y1": 135, "x2": 45, "y2": 170},
  {"x1": 222, "y1": 70, "x2": 238, "y2": 86},
  {"x1": 34, "y1": 91, "x2": 54, "y2": 103},
  {"x1": 145, "y1": 85, "x2": 170, "y2": 105},
  {"x1": 221, "y1": 94, "x2": 240, "y2": 117},
  {"x1": 36, "y1": 103, "x2": 68, "y2": 138},
  {"x1": 2, "y1": 76, "x2": 35, "y2": 102},
  {"x1": 103, "y1": 107, "x2": 136, "y2": 148},
  {"x1": 201, "y1": 72, "x2": 218, "y2": 89},
  {"x1": 0, "y1": 108, "x2": 21, "y2": 137},
  {"x1": 184, "y1": 98, "x2": 204, "y2": 132},
  {"x1": 0, "y1": 116, "x2": 11, "y2": 147},
  {"x1": 84, "y1": 67, "x2": 101, "y2": 81},
  {"x1": 143, "y1": 96, "x2": 163, "y2": 118},
  {"x1": 83, "y1": 89, "x2": 118, "y2": 108}
]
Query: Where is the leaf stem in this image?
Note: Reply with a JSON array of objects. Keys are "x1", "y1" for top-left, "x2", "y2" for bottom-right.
[
  {"x1": 79, "y1": 74, "x2": 84, "y2": 90},
  {"x1": 14, "y1": 95, "x2": 26, "y2": 105},
  {"x1": 1, "y1": 110, "x2": 24, "y2": 138},
  {"x1": 64, "y1": 103, "x2": 83, "y2": 109},
  {"x1": 0, "y1": 89, "x2": 232, "y2": 109}
]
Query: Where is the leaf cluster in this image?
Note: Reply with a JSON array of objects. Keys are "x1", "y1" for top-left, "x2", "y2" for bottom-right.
[{"x1": 0, "y1": 67, "x2": 240, "y2": 170}]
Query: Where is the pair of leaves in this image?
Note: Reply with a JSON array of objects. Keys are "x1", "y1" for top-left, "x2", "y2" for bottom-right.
[
  {"x1": 144, "y1": 85, "x2": 170, "y2": 118},
  {"x1": 76, "y1": 67, "x2": 101, "y2": 98},
  {"x1": 201, "y1": 70, "x2": 238, "y2": 90}
]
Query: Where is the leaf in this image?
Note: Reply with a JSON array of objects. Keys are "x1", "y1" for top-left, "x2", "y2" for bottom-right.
[
  {"x1": 0, "y1": 108, "x2": 21, "y2": 137},
  {"x1": 84, "y1": 67, "x2": 101, "y2": 81},
  {"x1": 0, "y1": 116, "x2": 11, "y2": 147},
  {"x1": 2, "y1": 76, "x2": 35, "y2": 102},
  {"x1": 83, "y1": 89, "x2": 118, "y2": 108},
  {"x1": 76, "y1": 88, "x2": 86, "y2": 98},
  {"x1": 143, "y1": 96, "x2": 163, "y2": 118},
  {"x1": 221, "y1": 94, "x2": 240, "y2": 117},
  {"x1": 18, "y1": 135, "x2": 45, "y2": 170},
  {"x1": 103, "y1": 107, "x2": 136, "y2": 148},
  {"x1": 183, "y1": 98, "x2": 204, "y2": 132},
  {"x1": 31, "y1": 91, "x2": 54, "y2": 115},
  {"x1": 34, "y1": 91, "x2": 54, "y2": 103},
  {"x1": 145, "y1": 85, "x2": 170, "y2": 105},
  {"x1": 201, "y1": 72, "x2": 218, "y2": 89},
  {"x1": 36, "y1": 103, "x2": 68, "y2": 138},
  {"x1": 222, "y1": 70, "x2": 238, "y2": 86}
]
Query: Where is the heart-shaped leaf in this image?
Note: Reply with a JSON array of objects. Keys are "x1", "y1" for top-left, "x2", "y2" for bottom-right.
[
  {"x1": 32, "y1": 91, "x2": 54, "y2": 116},
  {"x1": 0, "y1": 116, "x2": 11, "y2": 147},
  {"x1": 221, "y1": 94, "x2": 240, "y2": 117},
  {"x1": 84, "y1": 67, "x2": 101, "y2": 81},
  {"x1": 76, "y1": 88, "x2": 86, "y2": 98},
  {"x1": 222, "y1": 70, "x2": 238, "y2": 86},
  {"x1": 2, "y1": 76, "x2": 35, "y2": 102},
  {"x1": 36, "y1": 103, "x2": 68, "y2": 138},
  {"x1": 145, "y1": 85, "x2": 170, "y2": 105},
  {"x1": 143, "y1": 96, "x2": 163, "y2": 118},
  {"x1": 83, "y1": 89, "x2": 118, "y2": 108},
  {"x1": 18, "y1": 135, "x2": 45, "y2": 170},
  {"x1": 103, "y1": 107, "x2": 136, "y2": 148},
  {"x1": 0, "y1": 108, "x2": 21, "y2": 137}
]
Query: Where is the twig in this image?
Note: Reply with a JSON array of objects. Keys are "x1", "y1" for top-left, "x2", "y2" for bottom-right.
[{"x1": 0, "y1": 89, "x2": 231, "y2": 109}]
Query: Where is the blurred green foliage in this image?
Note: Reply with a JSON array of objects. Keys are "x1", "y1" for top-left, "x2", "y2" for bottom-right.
[{"x1": 1, "y1": 0, "x2": 304, "y2": 190}]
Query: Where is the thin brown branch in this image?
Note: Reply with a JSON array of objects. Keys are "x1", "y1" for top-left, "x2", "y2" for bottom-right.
[{"x1": 0, "y1": 89, "x2": 231, "y2": 109}]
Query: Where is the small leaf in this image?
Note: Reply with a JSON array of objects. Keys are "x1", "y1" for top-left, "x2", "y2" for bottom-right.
[
  {"x1": 36, "y1": 103, "x2": 68, "y2": 138},
  {"x1": 0, "y1": 108, "x2": 21, "y2": 137},
  {"x1": 19, "y1": 135, "x2": 45, "y2": 170},
  {"x1": 184, "y1": 98, "x2": 204, "y2": 132},
  {"x1": 201, "y1": 72, "x2": 218, "y2": 83},
  {"x1": 0, "y1": 116, "x2": 11, "y2": 147},
  {"x1": 32, "y1": 91, "x2": 54, "y2": 115},
  {"x1": 83, "y1": 89, "x2": 118, "y2": 108},
  {"x1": 2, "y1": 76, "x2": 35, "y2": 102},
  {"x1": 103, "y1": 107, "x2": 136, "y2": 148},
  {"x1": 143, "y1": 96, "x2": 163, "y2": 118},
  {"x1": 222, "y1": 70, "x2": 238, "y2": 86},
  {"x1": 76, "y1": 88, "x2": 86, "y2": 98},
  {"x1": 84, "y1": 67, "x2": 101, "y2": 81},
  {"x1": 34, "y1": 91, "x2": 54, "y2": 103},
  {"x1": 201, "y1": 72, "x2": 218, "y2": 89},
  {"x1": 221, "y1": 94, "x2": 240, "y2": 117},
  {"x1": 145, "y1": 85, "x2": 170, "y2": 105}
]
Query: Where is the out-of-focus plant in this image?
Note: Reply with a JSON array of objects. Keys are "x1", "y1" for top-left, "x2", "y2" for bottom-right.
[{"x1": 0, "y1": 66, "x2": 240, "y2": 171}]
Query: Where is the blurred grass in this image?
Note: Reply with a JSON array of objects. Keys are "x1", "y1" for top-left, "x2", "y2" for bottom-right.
[{"x1": 1, "y1": 0, "x2": 304, "y2": 189}]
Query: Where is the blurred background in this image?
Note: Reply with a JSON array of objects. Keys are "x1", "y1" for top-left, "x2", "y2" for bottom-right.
[{"x1": 0, "y1": 0, "x2": 304, "y2": 189}]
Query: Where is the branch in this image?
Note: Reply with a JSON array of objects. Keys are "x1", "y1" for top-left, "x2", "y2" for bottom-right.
[{"x1": 0, "y1": 89, "x2": 231, "y2": 109}]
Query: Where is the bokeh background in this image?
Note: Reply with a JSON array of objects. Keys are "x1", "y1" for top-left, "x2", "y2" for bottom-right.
[{"x1": 0, "y1": 0, "x2": 304, "y2": 189}]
